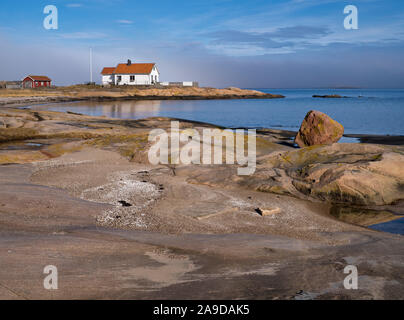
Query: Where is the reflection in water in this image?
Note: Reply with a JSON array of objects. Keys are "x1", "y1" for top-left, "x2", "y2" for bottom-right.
[
  {"x1": 30, "y1": 100, "x2": 201, "y2": 121},
  {"x1": 105, "y1": 100, "x2": 163, "y2": 119},
  {"x1": 330, "y1": 205, "x2": 404, "y2": 235}
]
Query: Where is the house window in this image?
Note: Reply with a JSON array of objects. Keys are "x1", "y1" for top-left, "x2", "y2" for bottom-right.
[
  {"x1": 117, "y1": 76, "x2": 122, "y2": 82},
  {"x1": 130, "y1": 76, "x2": 135, "y2": 82}
]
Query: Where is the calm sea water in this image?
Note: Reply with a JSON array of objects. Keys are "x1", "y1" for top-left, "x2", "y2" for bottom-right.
[{"x1": 29, "y1": 88, "x2": 404, "y2": 135}]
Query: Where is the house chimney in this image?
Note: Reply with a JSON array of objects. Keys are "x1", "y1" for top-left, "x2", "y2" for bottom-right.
[{"x1": 127, "y1": 59, "x2": 132, "y2": 66}]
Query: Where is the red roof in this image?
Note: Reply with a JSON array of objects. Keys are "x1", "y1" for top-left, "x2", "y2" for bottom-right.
[
  {"x1": 100, "y1": 63, "x2": 156, "y2": 75},
  {"x1": 114, "y1": 63, "x2": 155, "y2": 74},
  {"x1": 101, "y1": 67, "x2": 115, "y2": 75},
  {"x1": 25, "y1": 75, "x2": 51, "y2": 82}
]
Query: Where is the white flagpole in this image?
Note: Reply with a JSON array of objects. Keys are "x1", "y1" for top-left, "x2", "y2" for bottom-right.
[{"x1": 90, "y1": 47, "x2": 93, "y2": 83}]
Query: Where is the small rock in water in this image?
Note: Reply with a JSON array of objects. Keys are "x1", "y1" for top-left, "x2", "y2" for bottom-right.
[{"x1": 312, "y1": 94, "x2": 343, "y2": 98}]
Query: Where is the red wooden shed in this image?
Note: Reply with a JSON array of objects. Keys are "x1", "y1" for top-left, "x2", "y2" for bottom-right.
[{"x1": 22, "y1": 75, "x2": 52, "y2": 89}]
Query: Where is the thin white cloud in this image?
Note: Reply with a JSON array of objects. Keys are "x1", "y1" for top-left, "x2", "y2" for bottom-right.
[
  {"x1": 58, "y1": 32, "x2": 107, "y2": 39},
  {"x1": 66, "y1": 3, "x2": 83, "y2": 8},
  {"x1": 116, "y1": 20, "x2": 134, "y2": 24}
]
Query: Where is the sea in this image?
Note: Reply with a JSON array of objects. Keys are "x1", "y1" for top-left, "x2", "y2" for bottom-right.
[{"x1": 29, "y1": 88, "x2": 404, "y2": 136}]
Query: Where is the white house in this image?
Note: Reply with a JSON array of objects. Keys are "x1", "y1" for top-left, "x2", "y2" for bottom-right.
[
  {"x1": 101, "y1": 67, "x2": 115, "y2": 85},
  {"x1": 101, "y1": 60, "x2": 160, "y2": 86}
]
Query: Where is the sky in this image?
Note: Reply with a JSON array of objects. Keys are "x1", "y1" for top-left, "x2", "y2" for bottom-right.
[{"x1": 0, "y1": 0, "x2": 404, "y2": 88}]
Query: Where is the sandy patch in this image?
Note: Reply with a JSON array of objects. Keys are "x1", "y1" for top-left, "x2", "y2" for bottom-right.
[{"x1": 81, "y1": 171, "x2": 162, "y2": 229}]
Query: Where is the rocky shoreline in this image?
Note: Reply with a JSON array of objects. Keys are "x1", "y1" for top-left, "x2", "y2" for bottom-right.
[
  {"x1": 0, "y1": 86, "x2": 284, "y2": 107},
  {"x1": 0, "y1": 106, "x2": 403, "y2": 299},
  {"x1": 1, "y1": 107, "x2": 403, "y2": 222}
]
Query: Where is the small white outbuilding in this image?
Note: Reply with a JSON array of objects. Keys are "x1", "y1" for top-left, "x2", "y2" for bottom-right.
[{"x1": 101, "y1": 60, "x2": 160, "y2": 86}]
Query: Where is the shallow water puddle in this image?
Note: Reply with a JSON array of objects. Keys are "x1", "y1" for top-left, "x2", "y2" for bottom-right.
[
  {"x1": 330, "y1": 206, "x2": 402, "y2": 230},
  {"x1": 0, "y1": 141, "x2": 45, "y2": 151},
  {"x1": 370, "y1": 217, "x2": 404, "y2": 235}
]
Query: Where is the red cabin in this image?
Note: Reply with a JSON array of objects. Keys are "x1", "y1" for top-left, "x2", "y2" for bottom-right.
[{"x1": 22, "y1": 75, "x2": 52, "y2": 89}]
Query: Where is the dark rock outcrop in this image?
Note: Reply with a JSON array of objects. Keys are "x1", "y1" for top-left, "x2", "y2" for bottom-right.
[{"x1": 312, "y1": 94, "x2": 347, "y2": 98}]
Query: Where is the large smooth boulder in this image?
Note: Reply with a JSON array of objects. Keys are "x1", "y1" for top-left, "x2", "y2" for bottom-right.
[
  {"x1": 236, "y1": 143, "x2": 404, "y2": 207},
  {"x1": 295, "y1": 110, "x2": 344, "y2": 148}
]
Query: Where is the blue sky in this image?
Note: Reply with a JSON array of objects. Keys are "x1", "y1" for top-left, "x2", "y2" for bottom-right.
[{"x1": 1, "y1": 0, "x2": 404, "y2": 87}]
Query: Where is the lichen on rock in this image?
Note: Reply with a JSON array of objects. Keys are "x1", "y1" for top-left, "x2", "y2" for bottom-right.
[{"x1": 295, "y1": 110, "x2": 344, "y2": 148}]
